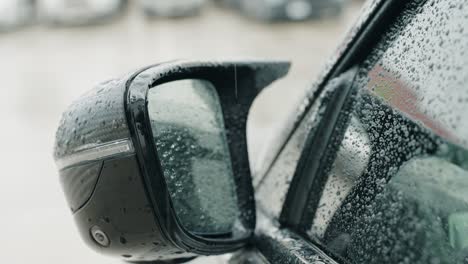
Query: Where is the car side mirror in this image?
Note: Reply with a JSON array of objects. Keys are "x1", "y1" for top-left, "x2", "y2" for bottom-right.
[{"x1": 54, "y1": 60, "x2": 290, "y2": 262}]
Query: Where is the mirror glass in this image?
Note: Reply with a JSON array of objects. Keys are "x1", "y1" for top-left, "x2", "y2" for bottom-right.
[{"x1": 147, "y1": 79, "x2": 239, "y2": 236}]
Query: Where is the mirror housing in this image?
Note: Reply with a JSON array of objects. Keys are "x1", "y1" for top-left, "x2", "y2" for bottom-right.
[{"x1": 54, "y1": 60, "x2": 290, "y2": 262}]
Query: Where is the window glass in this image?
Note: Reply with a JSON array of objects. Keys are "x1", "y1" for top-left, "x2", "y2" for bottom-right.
[
  {"x1": 256, "y1": 80, "x2": 343, "y2": 218},
  {"x1": 366, "y1": 0, "x2": 468, "y2": 148},
  {"x1": 309, "y1": 115, "x2": 370, "y2": 239},
  {"x1": 308, "y1": 1, "x2": 468, "y2": 263},
  {"x1": 256, "y1": 99, "x2": 322, "y2": 218}
]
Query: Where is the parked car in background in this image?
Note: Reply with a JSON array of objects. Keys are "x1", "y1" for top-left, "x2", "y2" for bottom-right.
[
  {"x1": 0, "y1": 0, "x2": 35, "y2": 31},
  {"x1": 217, "y1": 0, "x2": 346, "y2": 21},
  {"x1": 54, "y1": 0, "x2": 468, "y2": 263},
  {"x1": 0, "y1": 0, "x2": 346, "y2": 31},
  {"x1": 38, "y1": 0, "x2": 126, "y2": 26},
  {"x1": 140, "y1": 0, "x2": 206, "y2": 18}
]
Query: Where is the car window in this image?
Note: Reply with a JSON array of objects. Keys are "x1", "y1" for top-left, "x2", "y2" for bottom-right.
[
  {"x1": 306, "y1": 1, "x2": 468, "y2": 263},
  {"x1": 255, "y1": 68, "x2": 357, "y2": 219},
  {"x1": 255, "y1": 89, "x2": 328, "y2": 218}
]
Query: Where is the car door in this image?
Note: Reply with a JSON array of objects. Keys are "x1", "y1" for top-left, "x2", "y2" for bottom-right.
[{"x1": 238, "y1": 0, "x2": 468, "y2": 263}]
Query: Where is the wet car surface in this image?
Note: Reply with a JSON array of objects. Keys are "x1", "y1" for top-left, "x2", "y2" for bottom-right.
[
  {"x1": 4, "y1": 0, "x2": 468, "y2": 263},
  {"x1": 0, "y1": 2, "x2": 362, "y2": 263}
]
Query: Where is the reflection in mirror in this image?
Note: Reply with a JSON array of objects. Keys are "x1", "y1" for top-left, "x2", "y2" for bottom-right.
[{"x1": 147, "y1": 79, "x2": 239, "y2": 236}]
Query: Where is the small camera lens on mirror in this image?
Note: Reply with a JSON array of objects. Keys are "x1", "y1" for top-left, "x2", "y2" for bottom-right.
[{"x1": 90, "y1": 226, "x2": 110, "y2": 247}]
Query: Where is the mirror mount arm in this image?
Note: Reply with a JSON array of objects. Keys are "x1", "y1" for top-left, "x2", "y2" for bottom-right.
[
  {"x1": 126, "y1": 59, "x2": 291, "y2": 104},
  {"x1": 124, "y1": 59, "x2": 290, "y2": 256}
]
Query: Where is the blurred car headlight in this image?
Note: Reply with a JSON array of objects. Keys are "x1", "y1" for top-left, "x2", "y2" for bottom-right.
[{"x1": 285, "y1": 1, "x2": 312, "y2": 21}]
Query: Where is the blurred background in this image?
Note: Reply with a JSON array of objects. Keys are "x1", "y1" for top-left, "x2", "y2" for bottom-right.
[{"x1": 0, "y1": 0, "x2": 365, "y2": 263}]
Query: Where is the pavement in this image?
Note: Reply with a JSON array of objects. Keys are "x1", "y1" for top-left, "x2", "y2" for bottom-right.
[{"x1": 0, "y1": 1, "x2": 362, "y2": 263}]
